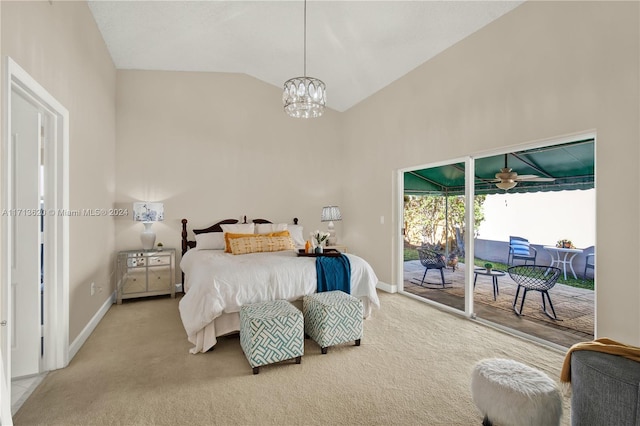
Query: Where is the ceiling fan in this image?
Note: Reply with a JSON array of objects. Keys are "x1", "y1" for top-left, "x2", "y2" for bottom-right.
[{"x1": 492, "y1": 154, "x2": 555, "y2": 190}]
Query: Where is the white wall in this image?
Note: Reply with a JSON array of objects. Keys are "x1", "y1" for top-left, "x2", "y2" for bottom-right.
[
  {"x1": 478, "y1": 189, "x2": 596, "y2": 249},
  {"x1": 1, "y1": 1, "x2": 117, "y2": 341},
  {"x1": 114, "y1": 70, "x2": 346, "y2": 281},
  {"x1": 343, "y1": 1, "x2": 639, "y2": 344}
]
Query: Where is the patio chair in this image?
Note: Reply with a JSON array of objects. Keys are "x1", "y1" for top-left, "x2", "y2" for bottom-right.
[
  {"x1": 583, "y1": 253, "x2": 595, "y2": 279},
  {"x1": 416, "y1": 247, "x2": 448, "y2": 287},
  {"x1": 508, "y1": 236, "x2": 537, "y2": 265},
  {"x1": 508, "y1": 265, "x2": 561, "y2": 320}
]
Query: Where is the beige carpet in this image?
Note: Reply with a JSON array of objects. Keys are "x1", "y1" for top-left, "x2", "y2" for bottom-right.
[{"x1": 14, "y1": 292, "x2": 572, "y2": 425}]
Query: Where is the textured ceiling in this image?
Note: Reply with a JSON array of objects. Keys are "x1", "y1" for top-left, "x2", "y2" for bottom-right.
[{"x1": 88, "y1": 1, "x2": 524, "y2": 112}]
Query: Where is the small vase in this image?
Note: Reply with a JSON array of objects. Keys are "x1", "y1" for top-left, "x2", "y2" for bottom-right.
[{"x1": 314, "y1": 246, "x2": 323, "y2": 254}]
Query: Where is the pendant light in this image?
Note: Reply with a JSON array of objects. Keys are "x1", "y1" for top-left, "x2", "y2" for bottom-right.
[{"x1": 282, "y1": 0, "x2": 326, "y2": 118}]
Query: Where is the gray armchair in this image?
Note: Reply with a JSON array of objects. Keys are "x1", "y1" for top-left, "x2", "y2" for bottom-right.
[{"x1": 570, "y1": 350, "x2": 640, "y2": 425}]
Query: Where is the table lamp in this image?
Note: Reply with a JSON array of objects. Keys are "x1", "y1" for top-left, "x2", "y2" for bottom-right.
[
  {"x1": 321, "y1": 205, "x2": 342, "y2": 246},
  {"x1": 133, "y1": 202, "x2": 164, "y2": 250}
]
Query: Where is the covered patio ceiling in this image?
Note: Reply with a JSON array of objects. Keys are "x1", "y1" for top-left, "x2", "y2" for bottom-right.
[{"x1": 404, "y1": 139, "x2": 595, "y2": 196}]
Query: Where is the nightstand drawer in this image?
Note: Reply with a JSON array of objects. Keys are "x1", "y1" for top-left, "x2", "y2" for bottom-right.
[
  {"x1": 147, "y1": 255, "x2": 171, "y2": 266},
  {"x1": 147, "y1": 267, "x2": 172, "y2": 291},
  {"x1": 126, "y1": 257, "x2": 147, "y2": 268},
  {"x1": 122, "y1": 270, "x2": 146, "y2": 294}
]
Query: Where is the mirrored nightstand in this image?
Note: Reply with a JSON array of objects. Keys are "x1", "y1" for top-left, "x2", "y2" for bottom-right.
[{"x1": 116, "y1": 249, "x2": 175, "y2": 304}]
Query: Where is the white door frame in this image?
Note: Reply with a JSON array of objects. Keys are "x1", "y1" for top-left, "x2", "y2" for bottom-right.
[{"x1": 1, "y1": 56, "x2": 69, "y2": 390}]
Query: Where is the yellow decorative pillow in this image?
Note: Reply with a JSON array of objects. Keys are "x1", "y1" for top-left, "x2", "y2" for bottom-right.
[
  {"x1": 225, "y1": 230, "x2": 292, "y2": 253},
  {"x1": 229, "y1": 234, "x2": 295, "y2": 255},
  {"x1": 221, "y1": 223, "x2": 255, "y2": 252},
  {"x1": 224, "y1": 231, "x2": 290, "y2": 253},
  {"x1": 265, "y1": 230, "x2": 291, "y2": 237}
]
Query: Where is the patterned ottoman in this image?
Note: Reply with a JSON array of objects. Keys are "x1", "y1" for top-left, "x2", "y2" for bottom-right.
[
  {"x1": 240, "y1": 299, "x2": 303, "y2": 375},
  {"x1": 303, "y1": 290, "x2": 363, "y2": 354}
]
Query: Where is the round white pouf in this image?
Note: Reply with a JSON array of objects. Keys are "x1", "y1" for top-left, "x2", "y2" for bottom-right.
[{"x1": 470, "y1": 358, "x2": 562, "y2": 426}]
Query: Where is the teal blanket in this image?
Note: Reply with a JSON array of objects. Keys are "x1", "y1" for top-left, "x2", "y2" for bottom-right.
[{"x1": 316, "y1": 255, "x2": 351, "y2": 294}]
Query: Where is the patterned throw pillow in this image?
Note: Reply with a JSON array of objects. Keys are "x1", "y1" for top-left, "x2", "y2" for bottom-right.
[
  {"x1": 221, "y1": 223, "x2": 255, "y2": 252},
  {"x1": 229, "y1": 234, "x2": 295, "y2": 255}
]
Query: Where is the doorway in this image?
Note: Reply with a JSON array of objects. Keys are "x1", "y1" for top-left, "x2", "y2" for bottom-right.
[{"x1": 1, "y1": 57, "x2": 70, "y2": 413}]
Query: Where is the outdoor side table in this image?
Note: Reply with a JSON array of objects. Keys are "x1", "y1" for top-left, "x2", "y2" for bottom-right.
[
  {"x1": 474, "y1": 269, "x2": 506, "y2": 300},
  {"x1": 543, "y1": 246, "x2": 583, "y2": 280}
]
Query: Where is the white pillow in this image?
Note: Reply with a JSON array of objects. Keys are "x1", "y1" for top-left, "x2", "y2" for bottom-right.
[
  {"x1": 220, "y1": 223, "x2": 255, "y2": 235},
  {"x1": 255, "y1": 223, "x2": 288, "y2": 234},
  {"x1": 287, "y1": 224, "x2": 305, "y2": 248},
  {"x1": 194, "y1": 232, "x2": 225, "y2": 250}
]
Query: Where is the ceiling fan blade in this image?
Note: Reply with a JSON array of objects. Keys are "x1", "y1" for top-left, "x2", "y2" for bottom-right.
[
  {"x1": 516, "y1": 176, "x2": 556, "y2": 182},
  {"x1": 492, "y1": 158, "x2": 556, "y2": 189}
]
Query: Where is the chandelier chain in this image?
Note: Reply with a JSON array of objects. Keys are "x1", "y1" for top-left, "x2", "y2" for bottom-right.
[{"x1": 303, "y1": 0, "x2": 307, "y2": 77}]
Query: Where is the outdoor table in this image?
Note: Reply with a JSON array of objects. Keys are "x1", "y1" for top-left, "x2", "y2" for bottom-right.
[
  {"x1": 543, "y1": 246, "x2": 583, "y2": 280},
  {"x1": 474, "y1": 268, "x2": 506, "y2": 301}
]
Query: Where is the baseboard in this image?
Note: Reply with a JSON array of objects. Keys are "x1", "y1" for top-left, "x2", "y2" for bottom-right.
[
  {"x1": 376, "y1": 281, "x2": 397, "y2": 293},
  {"x1": 68, "y1": 291, "x2": 116, "y2": 361}
]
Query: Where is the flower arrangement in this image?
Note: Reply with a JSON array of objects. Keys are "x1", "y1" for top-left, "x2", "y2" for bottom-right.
[
  {"x1": 310, "y1": 230, "x2": 330, "y2": 247},
  {"x1": 557, "y1": 239, "x2": 574, "y2": 249}
]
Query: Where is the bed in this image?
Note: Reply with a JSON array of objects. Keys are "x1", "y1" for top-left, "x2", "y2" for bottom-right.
[{"x1": 179, "y1": 217, "x2": 380, "y2": 353}]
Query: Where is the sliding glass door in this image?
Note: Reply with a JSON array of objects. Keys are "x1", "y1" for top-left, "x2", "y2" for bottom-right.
[
  {"x1": 399, "y1": 137, "x2": 595, "y2": 348},
  {"x1": 400, "y1": 159, "x2": 470, "y2": 313}
]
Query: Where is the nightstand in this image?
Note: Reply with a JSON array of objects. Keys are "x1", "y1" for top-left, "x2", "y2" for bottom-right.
[
  {"x1": 325, "y1": 245, "x2": 348, "y2": 253},
  {"x1": 116, "y1": 248, "x2": 175, "y2": 304}
]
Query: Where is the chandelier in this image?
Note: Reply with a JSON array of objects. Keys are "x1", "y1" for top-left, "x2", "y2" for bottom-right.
[{"x1": 283, "y1": 0, "x2": 326, "y2": 118}]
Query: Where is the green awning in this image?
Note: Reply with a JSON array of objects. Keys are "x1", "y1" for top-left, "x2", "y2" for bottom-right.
[{"x1": 404, "y1": 139, "x2": 594, "y2": 196}]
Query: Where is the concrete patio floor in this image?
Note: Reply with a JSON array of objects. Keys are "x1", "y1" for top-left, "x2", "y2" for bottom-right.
[{"x1": 403, "y1": 260, "x2": 594, "y2": 348}]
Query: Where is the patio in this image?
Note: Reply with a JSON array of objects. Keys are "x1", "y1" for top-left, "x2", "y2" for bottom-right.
[{"x1": 403, "y1": 260, "x2": 594, "y2": 348}]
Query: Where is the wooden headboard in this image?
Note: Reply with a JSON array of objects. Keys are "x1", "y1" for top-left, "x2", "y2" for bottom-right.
[{"x1": 181, "y1": 216, "x2": 299, "y2": 256}]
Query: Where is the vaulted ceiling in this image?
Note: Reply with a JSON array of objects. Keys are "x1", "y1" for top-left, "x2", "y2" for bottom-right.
[{"x1": 88, "y1": 1, "x2": 524, "y2": 112}]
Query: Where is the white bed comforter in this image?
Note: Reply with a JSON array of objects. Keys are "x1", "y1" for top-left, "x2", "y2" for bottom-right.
[{"x1": 179, "y1": 249, "x2": 380, "y2": 353}]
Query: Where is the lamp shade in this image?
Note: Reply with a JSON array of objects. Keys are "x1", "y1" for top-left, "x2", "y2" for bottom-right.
[
  {"x1": 321, "y1": 206, "x2": 341, "y2": 246},
  {"x1": 133, "y1": 202, "x2": 164, "y2": 222},
  {"x1": 321, "y1": 206, "x2": 342, "y2": 222}
]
